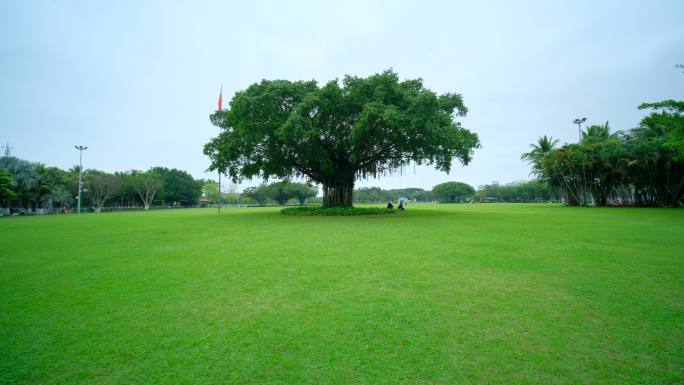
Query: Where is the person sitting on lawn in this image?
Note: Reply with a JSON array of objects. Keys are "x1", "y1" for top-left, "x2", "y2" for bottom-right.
[
  {"x1": 398, "y1": 201, "x2": 405, "y2": 211},
  {"x1": 386, "y1": 201, "x2": 394, "y2": 209}
]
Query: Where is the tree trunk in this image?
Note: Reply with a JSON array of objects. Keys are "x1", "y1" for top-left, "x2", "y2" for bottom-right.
[
  {"x1": 322, "y1": 179, "x2": 354, "y2": 207},
  {"x1": 592, "y1": 189, "x2": 608, "y2": 207},
  {"x1": 565, "y1": 195, "x2": 579, "y2": 206},
  {"x1": 144, "y1": 204, "x2": 150, "y2": 210}
]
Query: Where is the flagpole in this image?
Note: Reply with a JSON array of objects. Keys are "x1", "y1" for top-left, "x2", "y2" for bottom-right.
[{"x1": 217, "y1": 84, "x2": 224, "y2": 215}]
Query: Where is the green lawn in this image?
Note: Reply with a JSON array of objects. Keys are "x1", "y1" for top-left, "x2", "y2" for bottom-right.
[{"x1": 1, "y1": 204, "x2": 683, "y2": 384}]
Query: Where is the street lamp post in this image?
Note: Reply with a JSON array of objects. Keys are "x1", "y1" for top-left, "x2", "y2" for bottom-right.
[
  {"x1": 74, "y1": 145, "x2": 88, "y2": 214},
  {"x1": 573, "y1": 117, "x2": 587, "y2": 142}
]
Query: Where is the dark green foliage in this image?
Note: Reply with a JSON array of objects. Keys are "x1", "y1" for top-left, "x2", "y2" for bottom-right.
[
  {"x1": 262, "y1": 181, "x2": 318, "y2": 205},
  {"x1": 287, "y1": 182, "x2": 318, "y2": 205},
  {"x1": 45, "y1": 185, "x2": 72, "y2": 212},
  {"x1": 151, "y1": 167, "x2": 203, "y2": 206},
  {"x1": 432, "y1": 181, "x2": 475, "y2": 203},
  {"x1": 0, "y1": 155, "x2": 205, "y2": 212},
  {"x1": 84, "y1": 170, "x2": 121, "y2": 212},
  {"x1": 475, "y1": 180, "x2": 557, "y2": 202},
  {"x1": 637, "y1": 99, "x2": 684, "y2": 161},
  {"x1": 128, "y1": 170, "x2": 163, "y2": 210},
  {"x1": 239, "y1": 181, "x2": 318, "y2": 206},
  {"x1": 281, "y1": 206, "x2": 396, "y2": 216},
  {"x1": 0, "y1": 156, "x2": 44, "y2": 210},
  {"x1": 36, "y1": 165, "x2": 70, "y2": 210},
  {"x1": 242, "y1": 185, "x2": 269, "y2": 206},
  {"x1": 354, "y1": 187, "x2": 392, "y2": 203},
  {"x1": 0, "y1": 167, "x2": 14, "y2": 202},
  {"x1": 111, "y1": 171, "x2": 142, "y2": 208},
  {"x1": 524, "y1": 101, "x2": 684, "y2": 207},
  {"x1": 353, "y1": 187, "x2": 431, "y2": 203},
  {"x1": 205, "y1": 70, "x2": 479, "y2": 207},
  {"x1": 264, "y1": 181, "x2": 294, "y2": 205},
  {"x1": 521, "y1": 135, "x2": 559, "y2": 178}
]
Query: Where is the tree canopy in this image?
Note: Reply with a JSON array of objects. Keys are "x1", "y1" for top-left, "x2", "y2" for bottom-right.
[
  {"x1": 285, "y1": 182, "x2": 318, "y2": 205},
  {"x1": 239, "y1": 181, "x2": 318, "y2": 206},
  {"x1": 204, "y1": 70, "x2": 479, "y2": 207},
  {"x1": 0, "y1": 155, "x2": 205, "y2": 213},
  {"x1": 263, "y1": 181, "x2": 296, "y2": 205},
  {"x1": 243, "y1": 185, "x2": 269, "y2": 206},
  {"x1": 353, "y1": 187, "x2": 431, "y2": 203},
  {"x1": 0, "y1": 167, "x2": 15, "y2": 202},
  {"x1": 84, "y1": 170, "x2": 121, "y2": 212},
  {"x1": 475, "y1": 181, "x2": 556, "y2": 202},
  {"x1": 129, "y1": 170, "x2": 163, "y2": 210},
  {"x1": 523, "y1": 100, "x2": 684, "y2": 207},
  {"x1": 151, "y1": 167, "x2": 203, "y2": 206},
  {"x1": 432, "y1": 181, "x2": 475, "y2": 203}
]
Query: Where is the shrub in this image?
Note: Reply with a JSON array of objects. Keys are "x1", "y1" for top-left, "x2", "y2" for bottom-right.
[
  {"x1": 281, "y1": 206, "x2": 397, "y2": 216},
  {"x1": 432, "y1": 181, "x2": 476, "y2": 203}
]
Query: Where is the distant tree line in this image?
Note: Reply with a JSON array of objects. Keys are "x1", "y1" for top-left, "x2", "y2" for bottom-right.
[
  {"x1": 0, "y1": 155, "x2": 572, "y2": 215},
  {"x1": 203, "y1": 183, "x2": 471, "y2": 207},
  {"x1": 200, "y1": 180, "x2": 318, "y2": 207},
  {"x1": 352, "y1": 182, "x2": 555, "y2": 204},
  {"x1": 0, "y1": 155, "x2": 203, "y2": 214},
  {"x1": 474, "y1": 181, "x2": 558, "y2": 202},
  {"x1": 432, "y1": 182, "x2": 475, "y2": 203},
  {"x1": 202, "y1": 183, "x2": 437, "y2": 206},
  {"x1": 242, "y1": 181, "x2": 318, "y2": 206},
  {"x1": 0, "y1": 152, "x2": 561, "y2": 214},
  {"x1": 353, "y1": 187, "x2": 433, "y2": 203},
  {"x1": 522, "y1": 101, "x2": 684, "y2": 207}
]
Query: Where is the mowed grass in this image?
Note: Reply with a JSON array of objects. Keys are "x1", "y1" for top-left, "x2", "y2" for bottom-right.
[{"x1": 1, "y1": 204, "x2": 683, "y2": 384}]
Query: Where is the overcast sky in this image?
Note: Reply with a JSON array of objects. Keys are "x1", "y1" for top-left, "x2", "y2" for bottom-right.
[{"x1": 2, "y1": 0, "x2": 683, "y2": 191}]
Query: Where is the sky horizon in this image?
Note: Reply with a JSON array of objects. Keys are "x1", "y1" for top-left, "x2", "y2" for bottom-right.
[{"x1": 2, "y1": 0, "x2": 683, "y2": 191}]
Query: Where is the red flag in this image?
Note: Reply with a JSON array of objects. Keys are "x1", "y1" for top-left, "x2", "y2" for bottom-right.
[{"x1": 218, "y1": 85, "x2": 223, "y2": 111}]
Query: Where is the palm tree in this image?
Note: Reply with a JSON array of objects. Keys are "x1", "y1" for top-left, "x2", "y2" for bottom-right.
[
  {"x1": 0, "y1": 167, "x2": 14, "y2": 212},
  {"x1": 582, "y1": 121, "x2": 614, "y2": 143},
  {"x1": 47, "y1": 186, "x2": 73, "y2": 213},
  {"x1": 521, "y1": 135, "x2": 559, "y2": 177},
  {"x1": 0, "y1": 157, "x2": 41, "y2": 209}
]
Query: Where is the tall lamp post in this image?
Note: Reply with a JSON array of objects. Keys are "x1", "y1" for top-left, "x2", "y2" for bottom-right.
[
  {"x1": 573, "y1": 117, "x2": 587, "y2": 142},
  {"x1": 74, "y1": 145, "x2": 87, "y2": 214},
  {"x1": 216, "y1": 84, "x2": 224, "y2": 215}
]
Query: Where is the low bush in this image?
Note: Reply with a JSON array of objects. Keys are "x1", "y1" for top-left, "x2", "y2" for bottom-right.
[{"x1": 281, "y1": 206, "x2": 397, "y2": 216}]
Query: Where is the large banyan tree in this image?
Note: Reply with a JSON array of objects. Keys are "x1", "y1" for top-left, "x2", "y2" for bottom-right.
[{"x1": 204, "y1": 70, "x2": 480, "y2": 207}]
